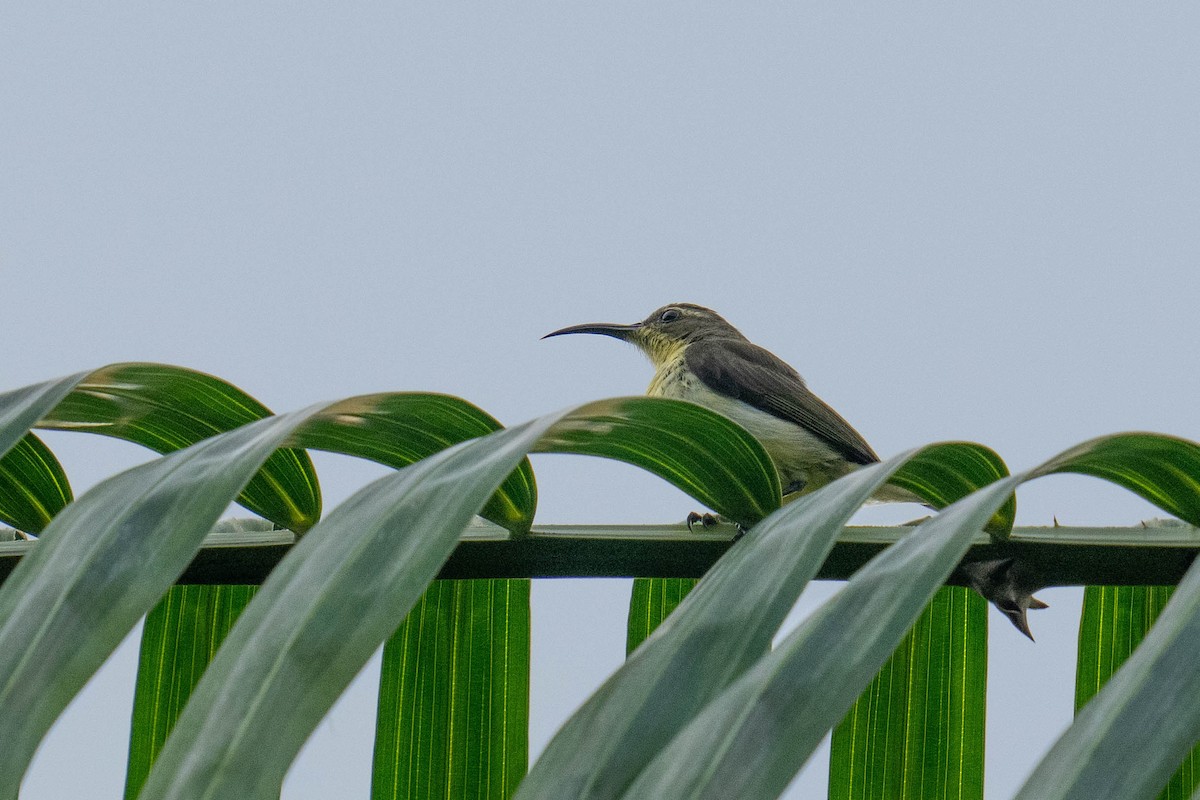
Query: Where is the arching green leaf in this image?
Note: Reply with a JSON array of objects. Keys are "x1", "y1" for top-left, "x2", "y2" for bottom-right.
[
  {"x1": 297, "y1": 392, "x2": 536, "y2": 533},
  {"x1": 37, "y1": 363, "x2": 321, "y2": 531},
  {"x1": 534, "y1": 396, "x2": 780, "y2": 525},
  {"x1": 138, "y1": 417, "x2": 564, "y2": 799},
  {"x1": 516, "y1": 441, "x2": 1006, "y2": 800},
  {"x1": 607, "y1": 432, "x2": 1200, "y2": 800},
  {"x1": 616, "y1": 476, "x2": 1021, "y2": 800},
  {"x1": 0, "y1": 433, "x2": 72, "y2": 533}
]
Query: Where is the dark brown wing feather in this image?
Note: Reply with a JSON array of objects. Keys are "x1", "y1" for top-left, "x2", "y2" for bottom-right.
[{"x1": 685, "y1": 338, "x2": 879, "y2": 465}]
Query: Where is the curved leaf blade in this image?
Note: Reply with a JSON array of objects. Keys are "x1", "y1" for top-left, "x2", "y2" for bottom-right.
[
  {"x1": 1033, "y1": 432, "x2": 1200, "y2": 526},
  {"x1": 138, "y1": 417, "x2": 564, "y2": 800},
  {"x1": 616, "y1": 432, "x2": 1200, "y2": 799},
  {"x1": 0, "y1": 406, "x2": 330, "y2": 796},
  {"x1": 1075, "y1": 585, "x2": 1198, "y2": 800},
  {"x1": 0, "y1": 433, "x2": 72, "y2": 533},
  {"x1": 533, "y1": 396, "x2": 780, "y2": 525},
  {"x1": 1010, "y1": 434, "x2": 1200, "y2": 800},
  {"x1": 618, "y1": 475, "x2": 1021, "y2": 800},
  {"x1": 0, "y1": 371, "x2": 91, "y2": 461},
  {"x1": 37, "y1": 363, "x2": 321, "y2": 531},
  {"x1": 124, "y1": 585, "x2": 257, "y2": 800},
  {"x1": 298, "y1": 393, "x2": 536, "y2": 532},
  {"x1": 516, "y1": 442, "x2": 1007, "y2": 800},
  {"x1": 829, "y1": 587, "x2": 987, "y2": 800},
  {"x1": 371, "y1": 579, "x2": 529, "y2": 800},
  {"x1": 891, "y1": 441, "x2": 1016, "y2": 536},
  {"x1": 121, "y1": 395, "x2": 540, "y2": 791}
]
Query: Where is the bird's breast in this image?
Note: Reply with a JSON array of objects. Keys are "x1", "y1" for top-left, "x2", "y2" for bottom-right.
[
  {"x1": 646, "y1": 355, "x2": 694, "y2": 398},
  {"x1": 648, "y1": 360, "x2": 849, "y2": 492}
]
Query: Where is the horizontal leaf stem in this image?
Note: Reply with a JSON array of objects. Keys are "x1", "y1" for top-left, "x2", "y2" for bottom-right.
[{"x1": 1, "y1": 523, "x2": 1196, "y2": 588}]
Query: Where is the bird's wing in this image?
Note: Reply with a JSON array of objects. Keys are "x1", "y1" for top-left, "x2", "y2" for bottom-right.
[{"x1": 685, "y1": 338, "x2": 879, "y2": 465}]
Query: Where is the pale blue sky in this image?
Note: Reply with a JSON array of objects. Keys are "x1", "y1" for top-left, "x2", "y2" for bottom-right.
[{"x1": 4, "y1": 4, "x2": 1198, "y2": 798}]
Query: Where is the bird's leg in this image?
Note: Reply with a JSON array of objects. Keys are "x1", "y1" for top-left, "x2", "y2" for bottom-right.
[{"x1": 685, "y1": 512, "x2": 749, "y2": 541}]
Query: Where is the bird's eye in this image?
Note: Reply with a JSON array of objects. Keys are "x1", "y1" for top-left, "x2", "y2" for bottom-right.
[{"x1": 660, "y1": 308, "x2": 681, "y2": 323}]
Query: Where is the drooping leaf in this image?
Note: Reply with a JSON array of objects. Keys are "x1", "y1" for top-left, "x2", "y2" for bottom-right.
[
  {"x1": 0, "y1": 387, "x2": 543, "y2": 793},
  {"x1": 120, "y1": 393, "x2": 540, "y2": 791},
  {"x1": 609, "y1": 432, "x2": 1200, "y2": 799},
  {"x1": 124, "y1": 585, "x2": 257, "y2": 800},
  {"x1": 618, "y1": 475, "x2": 1021, "y2": 800},
  {"x1": 0, "y1": 371, "x2": 91, "y2": 461},
  {"x1": 1075, "y1": 585, "x2": 1198, "y2": 800},
  {"x1": 132, "y1": 397, "x2": 782, "y2": 799},
  {"x1": 1011, "y1": 436, "x2": 1200, "y2": 794},
  {"x1": 1033, "y1": 433, "x2": 1200, "y2": 526},
  {"x1": 829, "y1": 587, "x2": 987, "y2": 800},
  {"x1": 0, "y1": 406, "x2": 329, "y2": 796},
  {"x1": 37, "y1": 363, "x2": 321, "y2": 531},
  {"x1": 516, "y1": 442, "x2": 1007, "y2": 800},
  {"x1": 533, "y1": 396, "x2": 780, "y2": 525},
  {"x1": 138, "y1": 417, "x2": 563, "y2": 799},
  {"x1": 0, "y1": 433, "x2": 72, "y2": 533},
  {"x1": 888, "y1": 441, "x2": 1016, "y2": 536},
  {"x1": 372, "y1": 579, "x2": 529, "y2": 800},
  {"x1": 627, "y1": 578, "x2": 698, "y2": 656},
  {"x1": 819, "y1": 443, "x2": 1014, "y2": 800},
  {"x1": 297, "y1": 392, "x2": 536, "y2": 533}
]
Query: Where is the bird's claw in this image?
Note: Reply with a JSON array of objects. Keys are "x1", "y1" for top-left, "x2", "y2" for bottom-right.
[{"x1": 686, "y1": 512, "x2": 750, "y2": 542}]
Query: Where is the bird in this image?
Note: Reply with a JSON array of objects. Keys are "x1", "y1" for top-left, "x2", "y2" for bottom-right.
[
  {"x1": 544, "y1": 302, "x2": 1047, "y2": 639},
  {"x1": 543, "y1": 302, "x2": 904, "y2": 504}
]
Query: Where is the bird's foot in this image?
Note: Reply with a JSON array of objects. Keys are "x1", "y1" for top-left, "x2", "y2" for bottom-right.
[
  {"x1": 686, "y1": 511, "x2": 721, "y2": 531},
  {"x1": 685, "y1": 512, "x2": 749, "y2": 541}
]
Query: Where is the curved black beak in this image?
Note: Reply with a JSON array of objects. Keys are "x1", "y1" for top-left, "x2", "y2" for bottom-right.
[{"x1": 541, "y1": 322, "x2": 642, "y2": 341}]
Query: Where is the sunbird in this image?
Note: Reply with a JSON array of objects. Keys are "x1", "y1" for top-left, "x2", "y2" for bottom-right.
[{"x1": 545, "y1": 302, "x2": 1047, "y2": 639}]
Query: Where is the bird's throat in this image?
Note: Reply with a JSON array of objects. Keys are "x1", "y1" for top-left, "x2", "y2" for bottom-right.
[{"x1": 636, "y1": 331, "x2": 688, "y2": 371}]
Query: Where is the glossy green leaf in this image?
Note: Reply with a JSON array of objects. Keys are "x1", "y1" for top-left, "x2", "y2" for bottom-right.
[
  {"x1": 124, "y1": 585, "x2": 257, "y2": 800},
  {"x1": 37, "y1": 363, "x2": 321, "y2": 531},
  {"x1": 889, "y1": 441, "x2": 1016, "y2": 535},
  {"x1": 1033, "y1": 433, "x2": 1200, "y2": 526},
  {"x1": 0, "y1": 433, "x2": 72, "y2": 533},
  {"x1": 297, "y1": 392, "x2": 536, "y2": 533},
  {"x1": 612, "y1": 432, "x2": 1199, "y2": 799},
  {"x1": 825, "y1": 440, "x2": 1006, "y2": 800},
  {"x1": 0, "y1": 371, "x2": 90, "y2": 461},
  {"x1": 1011, "y1": 436, "x2": 1200, "y2": 794},
  {"x1": 0, "y1": 406, "x2": 327, "y2": 796},
  {"x1": 120, "y1": 394, "x2": 538, "y2": 791},
  {"x1": 515, "y1": 442, "x2": 1007, "y2": 800},
  {"x1": 618, "y1": 475, "x2": 1021, "y2": 800},
  {"x1": 138, "y1": 417, "x2": 563, "y2": 799},
  {"x1": 820, "y1": 438, "x2": 1008, "y2": 800},
  {"x1": 132, "y1": 396, "x2": 786, "y2": 798},
  {"x1": 1015, "y1": 564, "x2": 1200, "y2": 799},
  {"x1": 372, "y1": 579, "x2": 529, "y2": 800},
  {"x1": 1076, "y1": 585, "x2": 1198, "y2": 800},
  {"x1": 627, "y1": 578, "x2": 698, "y2": 656},
  {"x1": 0, "y1": 386, "x2": 544, "y2": 793},
  {"x1": 830, "y1": 587, "x2": 987, "y2": 800},
  {"x1": 533, "y1": 396, "x2": 780, "y2": 525}
]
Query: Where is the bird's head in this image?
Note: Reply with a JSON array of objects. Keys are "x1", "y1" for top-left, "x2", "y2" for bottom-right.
[{"x1": 543, "y1": 303, "x2": 742, "y2": 367}]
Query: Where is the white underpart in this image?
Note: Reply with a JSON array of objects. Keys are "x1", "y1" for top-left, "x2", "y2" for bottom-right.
[{"x1": 646, "y1": 354, "x2": 850, "y2": 493}]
